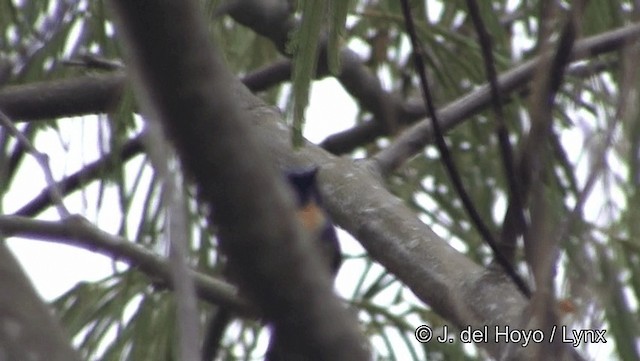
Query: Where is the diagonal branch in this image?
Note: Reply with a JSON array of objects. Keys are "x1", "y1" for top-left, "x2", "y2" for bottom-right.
[
  {"x1": 373, "y1": 22, "x2": 640, "y2": 175},
  {"x1": 0, "y1": 241, "x2": 83, "y2": 361},
  {"x1": 0, "y1": 17, "x2": 635, "y2": 360},
  {"x1": 109, "y1": 0, "x2": 369, "y2": 359},
  {"x1": 223, "y1": 0, "x2": 399, "y2": 138},
  {"x1": 15, "y1": 135, "x2": 144, "y2": 217},
  {"x1": 515, "y1": 3, "x2": 586, "y2": 360},
  {"x1": 0, "y1": 110, "x2": 70, "y2": 218},
  {"x1": 464, "y1": 0, "x2": 525, "y2": 262},
  {"x1": 399, "y1": 0, "x2": 530, "y2": 297},
  {"x1": 1, "y1": 23, "x2": 638, "y2": 164},
  {"x1": 0, "y1": 215, "x2": 251, "y2": 316}
]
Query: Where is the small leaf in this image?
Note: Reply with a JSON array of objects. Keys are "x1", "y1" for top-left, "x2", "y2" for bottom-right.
[{"x1": 288, "y1": 0, "x2": 325, "y2": 146}]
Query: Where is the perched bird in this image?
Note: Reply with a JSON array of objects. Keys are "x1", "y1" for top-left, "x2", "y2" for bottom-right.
[
  {"x1": 202, "y1": 167, "x2": 342, "y2": 361},
  {"x1": 285, "y1": 167, "x2": 342, "y2": 275},
  {"x1": 265, "y1": 167, "x2": 343, "y2": 361}
]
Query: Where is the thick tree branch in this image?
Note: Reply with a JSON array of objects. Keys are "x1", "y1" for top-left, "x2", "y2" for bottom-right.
[
  {"x1": 242, "y1": 58, "x2": 293, "y2": 91},
  {"x1": 0, "y1": 242, "x2": 82, "y2": 361},
  {"x1": 109, "y1": 0, "x2": 368, "y2": 360},
  {"x1": 0, "y1": 72, "x2": 126, "y2": 121},
  {"x1": 257, "y1": 129, "x2": 531, "y2": 358},
  {"x1": 0, "y1": 65, "x2": 291, "y2": 123},
  {"x1": 0, "y1": 23, "x2": 638, "y2": 164},
  {"x1": 0, "y1": 19, "x2": 638, "y2": 361}
]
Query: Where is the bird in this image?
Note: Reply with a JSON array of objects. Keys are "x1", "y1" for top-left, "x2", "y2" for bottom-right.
[
  {"x1": 201, "y1": 167, "x2": 342, "y2": 361},
  {"x1": 265, "y1": 167, "x2": 343, "y2": 361},
  {"x1": 285, "y1": 167, "x2": 342, "y2": 276}
]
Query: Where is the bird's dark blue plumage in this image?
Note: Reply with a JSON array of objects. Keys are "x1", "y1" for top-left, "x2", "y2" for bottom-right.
[
  {"x1": 285, "y1": 168, "x2": 342, "y2": 275},
  {"x1": 202, "y1": 168, "x2": 343, "y2": 361},
  {"x1": 265, "y1": 168, "x2": 343, "y2": 361}
]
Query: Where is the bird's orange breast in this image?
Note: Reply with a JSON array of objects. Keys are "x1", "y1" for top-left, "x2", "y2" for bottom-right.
[{"x1": 297, "y1": 201, "x2": 327, "y2": 235}]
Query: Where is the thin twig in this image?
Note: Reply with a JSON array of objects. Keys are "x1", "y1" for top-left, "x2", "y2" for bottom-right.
[
  {"x1": 519, "y1": 2, "x2": 584, "y2": 359},
  {"x1": 15, "y1": 135, "x2": 143, "y2": 216},
  {"x1": 144, "y1": 122, "x2": 201, "y2": 361},
  {"x1": 464, "y1": 0, "x2": 526, "y2": 260},
  {"x1": 0, "y1": 110, "x2": 70, "y2": 218},
  {"x1": 0, "y1": 214, "x2": 253, "y2": 316},
  {"x1": 62, "y1": 53, "x2": 124, "y2": 71},
  {"x1": 371, "y1": 22, "x2": 640, "y2": 173},
  {"x1": 398, "y1": 0, "x2": 530, "y2": 297}
]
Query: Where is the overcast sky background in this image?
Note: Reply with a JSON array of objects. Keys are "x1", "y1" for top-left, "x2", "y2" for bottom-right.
[
  {"x1": 3, "y1": 2, "x2": 622, "y2": 358},
  {"x1": 5, "y1": 77, "x2": 363, "y2": 300}
]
